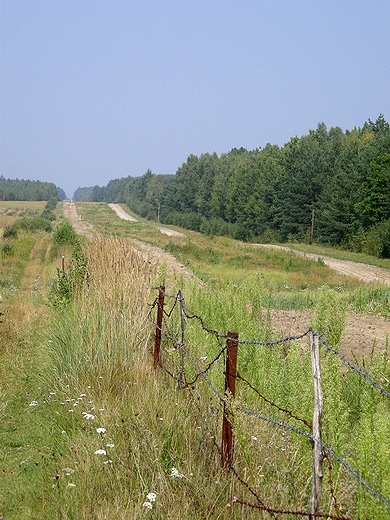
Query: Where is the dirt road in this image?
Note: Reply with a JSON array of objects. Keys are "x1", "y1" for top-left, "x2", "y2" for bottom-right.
[
  {"x1": 63, "y1": 201, "x2": 97, "y2": 239},
  {"x1": 257, "y1": 244, "x2": 390, "y2": 285}
]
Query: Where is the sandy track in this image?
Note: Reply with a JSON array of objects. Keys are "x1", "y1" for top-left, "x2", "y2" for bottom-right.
[
  {"x1": 108, "y1": 204, "x2": 186, "y2": 237},
  {"x1": 108, "y1": 203, "x2": 138, "y2": 222},
  {"x1": 157, "y1": 226, "x2": 186, "y2": 237},
  {"x1": 63, "y1": 201, "x2": 96, "y2": 239},
  {"x1": 257, "y1": 244, "x2": 390, "y2": 285}
]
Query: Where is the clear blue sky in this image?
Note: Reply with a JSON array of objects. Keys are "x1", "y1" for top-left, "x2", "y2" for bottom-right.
[{"x1": 1, "y1": 1, "x2": 389, "y2": 198}]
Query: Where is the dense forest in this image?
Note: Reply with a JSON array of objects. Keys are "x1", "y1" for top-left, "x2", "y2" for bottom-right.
[
  {"x1": 0, "y1": 176, "x2": 66, "y2": 201},
  {"x1": 77, "y1": 115, "x2": 390, "y2": 257}
]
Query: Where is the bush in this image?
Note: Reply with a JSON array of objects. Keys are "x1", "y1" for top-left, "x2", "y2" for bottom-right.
[
  {"x1": 164, "y1": 211, "x2": 204, "y2": 231},
  {"x1": 45, "y1": 197, "x2": 58, "y2": 211},
  {"x1": 363, "y1": 219, "x2": 390, "y2": 258},
  {"x1": 16, "y1": 217, "x2": 52, "y2": 233},
  {"x1": 53, "y1": 220, "x2": 78, "y2": 245},
  {"x1": 1, "y1": 243, "x2": 14, "y2": 257},
  {"x1": 49, "y1": 243, "x2": 87, "y2": 306},
  {"x1": 3, "y1": 225, "x2": 18, "y2": 239},
  {"x1": 41, "y1": 209, "x2": 56, "y2": 221},
  {"x1": 258, "y1": 227, "x2": 283, "y2": 244}
]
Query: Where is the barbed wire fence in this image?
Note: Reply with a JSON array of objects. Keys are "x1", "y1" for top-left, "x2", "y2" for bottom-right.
[{"x1": 148, "y1": 286, "x2": 390, "y2": 518}]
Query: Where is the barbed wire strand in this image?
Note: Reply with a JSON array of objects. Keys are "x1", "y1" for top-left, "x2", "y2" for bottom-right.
[
  {"x1": 148, "y1": 313, "x2": 227, "y2": 388},
  {"x1": 236, "y1": 405, "x2": 390, "y2": 511},
  {"x1": 315, "y1": 332, "x2": 390, "y2": 399},
  {"x1": 323, "y1": 451, "x2": 341, "y2": 517},
  {"x1": 235, "y1": 371, "x2": 312, "y2": 430},
  {"x1": 185, "y1": 383, "x2": 280, "y2": 519},
  {"x1": 232, "y1": 498, "x2": 351, "y2": 519}
]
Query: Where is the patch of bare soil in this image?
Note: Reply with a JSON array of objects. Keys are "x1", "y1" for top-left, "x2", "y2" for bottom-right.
[
  {"x1": 268, "y1": 308, "x2": 389, "y2": 359},
  {"x1": 130, "y1": 239, "x2": 204, "y2": 286},
  {"x1": 108, "y1": 203, "x2": 138, "y2": 222},
  {"x1": 157, "y1": 227, "x2": 186, "y2": 238}
]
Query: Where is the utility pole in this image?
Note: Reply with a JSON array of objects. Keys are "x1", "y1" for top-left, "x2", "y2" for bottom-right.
[{"x1": 309, "y1": 209, "x2": 315, "y2": 245}]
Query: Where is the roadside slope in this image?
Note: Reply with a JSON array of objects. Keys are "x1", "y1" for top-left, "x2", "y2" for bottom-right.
[{"x1": 257, "y1": 244, "x2": 390, "y2": 285}]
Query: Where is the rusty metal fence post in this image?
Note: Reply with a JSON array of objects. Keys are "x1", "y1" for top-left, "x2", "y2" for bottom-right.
[
  {"x1": 154, "y1": 285, "x2": 165, "y2": 369},
  {"x1": 221, "y1": 331, "x2": 238, "y2": 469}
]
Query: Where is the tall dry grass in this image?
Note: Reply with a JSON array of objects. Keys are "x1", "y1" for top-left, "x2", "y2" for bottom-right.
[{"x1": 50, "y1": 238, "x2": 155, "y2": 395}]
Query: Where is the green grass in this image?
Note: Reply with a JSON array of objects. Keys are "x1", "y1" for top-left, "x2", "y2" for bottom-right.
[
  {"x1": 1, "y1": 202, "x2": 389, "y2": 518},
  {"x1": 75, "y1": 202, "x2": 390, "y2": 317}
]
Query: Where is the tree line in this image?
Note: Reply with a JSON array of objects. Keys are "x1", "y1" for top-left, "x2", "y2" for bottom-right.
[
  {"x1": 0, "y1": 176, "x2": 66, "y2": 201},
  {"x1": 76, "y1": 115, "x2": 390, "y2": 257}
]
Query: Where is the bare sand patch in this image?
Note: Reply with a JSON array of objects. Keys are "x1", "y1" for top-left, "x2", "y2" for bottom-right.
[
  {"x1": 108, "y1": 203, "x2": 138, "y2": 222},
  {"x1": 157, "y1": 226, "x2": 186, "y2": 238}
]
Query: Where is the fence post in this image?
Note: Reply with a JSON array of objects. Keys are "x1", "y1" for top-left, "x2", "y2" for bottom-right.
[
  {"x1": 154, "y1": 285, "x2": 165, "y2": 369},
  {"x1": 309, "y1": 331, "x2": 323, "y2": 518},
  {"x1": 221, "y1": 331, "x2": 238, "y2": 469},
  {"x1": 61, "y1": 255, "x2": 65, "y2": 271},
  {"x1": 177, "y1": 289, "x2": 185, "y2": 390}
]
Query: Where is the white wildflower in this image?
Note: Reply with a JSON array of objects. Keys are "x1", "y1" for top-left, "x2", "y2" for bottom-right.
[
  {"x1": 82, "y1": 412, "x2": 95, "y2": 420},
  {"x1": 103, "y1": 459, "x2": 113, "y2": 464},
  {"x1": 96, "y1": 428, "x2": 106, "y2": 434},
  {"x1": 171, "y1": 467, "x2": 183, "y2": 478},
  {"x1": 146, "y1": 492, "x2": 157, "y2": 502},
  {"x1": 94, "y1": 449, "x2": 107, "y2": 455},
  {"x1": 142, "y1": 501, "x2": 153, "y2": 509},
  {"x1": 29, "y1": 401, "x2": 38, "y2": 407},
  {"x1": 106, "y1": 443, "x2": 114, "y2": 448}
]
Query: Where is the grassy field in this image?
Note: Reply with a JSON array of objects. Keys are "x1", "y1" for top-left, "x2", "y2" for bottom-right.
[
  {"x1": 1, "y1": 201, "x2": 389, "y2": 519},
  {"x1": 76, "y1": 202, "x2": 390, "y2": 318}
]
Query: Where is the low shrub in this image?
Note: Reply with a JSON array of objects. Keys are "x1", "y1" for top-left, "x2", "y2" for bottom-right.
[
  {"x1": 52, "y1": 220, "x2": 78, "y2": 245},
  {"x1": 1, "y1": 242, "x2": 14, "y2": 257},
  {"x1": 3, "y1": 225, "x2": 18, "y2": 239},
  {"x1": 16, "y1": 216, "x2": 52, "y2": 233},
  {"x1": 44, "y1": 197, "x2": 58, "y2": 211},
  {"x1": 40, "y1": 209, "x2": 56, "y2": 221},
  {"x1": 363, "y1": 219, "x2": 390, "y2": 258},
  {"x1": 49, "y1": 243, "x2": 87, "y2": 306}
]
